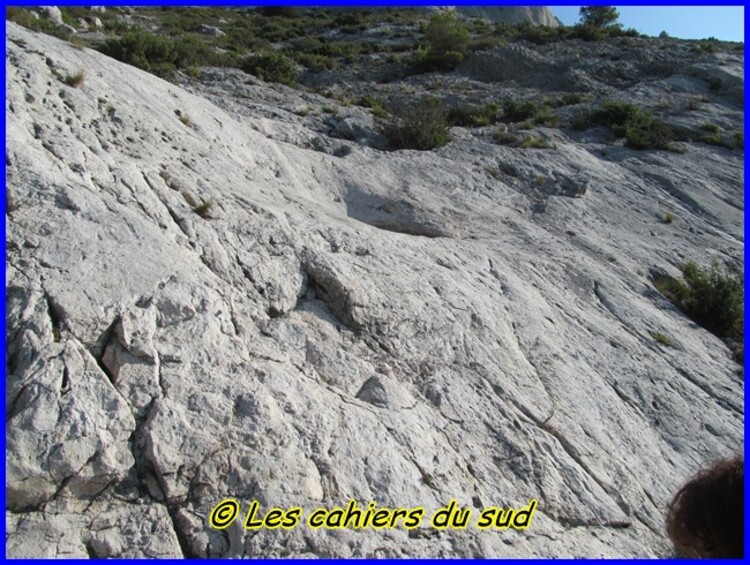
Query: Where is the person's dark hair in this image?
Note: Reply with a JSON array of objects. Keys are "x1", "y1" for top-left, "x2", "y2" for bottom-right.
[{"x1": 666, "y1": 456, "x2": 744, "y2": 558}]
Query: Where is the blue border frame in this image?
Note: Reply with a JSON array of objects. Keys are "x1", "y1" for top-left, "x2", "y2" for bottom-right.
[{"x1": 2, "y1": 1, "x2": 746, "y2": 562}]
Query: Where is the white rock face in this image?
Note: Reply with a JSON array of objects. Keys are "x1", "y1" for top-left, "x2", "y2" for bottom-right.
[
  {"x1": 5, "y1": 21, "x2": 743, "y2": 558},
  {"x1": 457, "y1": 7, "x2": 561, "y2": 27},
  {"x1": 197, "y1": 24, "x2": 225, "y2": 37},
  {"x1": 38, "y1": 6, "x2": 63, "y2": 25}
]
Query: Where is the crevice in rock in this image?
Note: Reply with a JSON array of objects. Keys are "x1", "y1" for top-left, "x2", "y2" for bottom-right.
[
  {"x1": 7, "y1": 383, "x2": 33, "y2": 421},
  {"x1": 302, "y1": 262, "x2": 361, "y2": 331},
  {"x1": 120, "y1": 399, "x2": 166, "y2": 504},
  {"x1": 60, "y1": 365, "x2": 71, "y2": 396},
  {"x1": 266, "y1": 305, "x2": 283, "y2": 319},
  {"x1": 554, "y1": 515, "x2": 632, "y2": 530},
  {"x1": 91, "y1": 318, "x2": 120, "y2": 387},
  {"x1": 84, "y1": 538, "x2": 98, "y2": 559},
  {"x1": 167, "y1": 504, "x2": 194, "y2": 558},
  {"x1": 370, "y1": 221, "x2": 448, "y2": 238},
  {"x1": 45, "y1": 292, "x2": 64, "y2": 342},
  {"x1": 228, "y1": 300, "x2": 241, "y2": 336},
  {"x1": 674, "y1": 366, "x2": 742, "y2": 414},
  {"x1": 165, "y1": 205, "x2": 192, "y2": 242},
  {"x1": 506, "y1": 396, "x2": 659, "y2": 536},
  {"x1": 156, "y1": 353, "x2": 167, "y2": 398},
  {"x1": 91, "y1": 316, "x2": 121, "y2": 361},
  {"x1": 310, "y1": 455, "x2": 340, "y2": 500}
]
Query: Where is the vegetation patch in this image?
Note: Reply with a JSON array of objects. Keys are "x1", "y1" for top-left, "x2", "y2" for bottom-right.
[
  {"x1": 650, "y1": 331, "x2": 675, "y2": 347},
  {"x1": 379, "y1": 96, "x2": 450, "y2": 151},
  {"x1": 493, "y1": 129, "x2": 518, "y2": 146},
  {"x1": 547, "y1": 93, "x2": 588, "y2": 107},
  {"x1": 240, "y1": 50, "x2": 297, "y2": 86},
  {"x1": 699, "y1": 134, "x2": 735, "y2": 149},
  {"x1": 707, "y1": 76, "x2": 723, "y2": 91},
  {"x1": 520, "y1": 136, "x2": 549, "y2": 149},
  {"x1": 414, "y1": 11, "x2": 470, "y2": 72},
  {"x1": 193, "y1": 199, "x2": 214, "y2": 218},
  {"x1": 63, "y1": 69, "x2": 85, "y2": 87},
  {"x1": 653, "y1": 260, "x2": 743, "y2": 363},
  {"x1": 98, "y1": 29, "x2": 231, "y2": 80},
  {"x1": 502, "y1": 100, "x2": 559, "y2": 127},
  {"x1": 357, "y1": 95, "x2": 388, "y2": 119},
  {"x1": 700, "y1": 122, "x2": 720, "y2": 133},
  {"x1": 448, "y1": 102, "x2": 499, "y2": 127},
  {"x1": 588, "y1": 101, "x2": 680, "y2": 151},
  {"x1": 7, "y1": 7, "x2": 76, "y2": 40}
]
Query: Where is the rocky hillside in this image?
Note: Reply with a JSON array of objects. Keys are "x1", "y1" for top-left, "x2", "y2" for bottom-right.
[{"x1": 5, "y1": 7, "x2": 744, "y2": 559}]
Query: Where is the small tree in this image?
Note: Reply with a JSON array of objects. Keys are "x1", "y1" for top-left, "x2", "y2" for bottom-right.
[
  {"x1": 419, "y1": 10, "x2": 470, "y2": 71},
  {"x1": 579, "y1": 6, "x2": 620, "y2": 28}
]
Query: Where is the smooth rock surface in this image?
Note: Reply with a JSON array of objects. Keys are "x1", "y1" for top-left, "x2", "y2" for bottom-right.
[{"x1": 5, "y1": 21, "x2": 743, "y2": 558}]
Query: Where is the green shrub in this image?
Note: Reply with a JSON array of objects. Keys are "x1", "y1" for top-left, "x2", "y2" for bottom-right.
[
  {"x1": 414, "y1": 48, "x2": 466, "y2": 73},
  {"x1": 417, "y1": 11, "x2": 470, "y2": 71},
  {"x1": 502, "y1": 100, "x2": 558, "y2": 127},
  {"x1": 592, "y1": 100, "x2": 643, "y2": 129},
  {"x1": 193, "y1": 200, "x2": 214, "y2": 218},
  {"x1": 99, "y1": 30, "x2": 226, "y2": 80},
  {"x1": 502, "y1": 100, "x2": 539, "y2": 122},
  {"x1": 650, "y1": 331, "x2": 674, "y2": 347},
  {"x1": 448, "y1": 103, "x2": 499, "y2": 127},
  {"x1": 516, "y1": 23, "x2": 563, "y2": 45},
  {"x1": 99, "y1": 30, "x2": 178, "y2": 79},
  {"x1": 333, "y1": 9, "x2": 368, "y2": 29},
  {"x1": 699, "y1": 134, "x2": 734, "y2": 149},
  {"x1": 357, "y1": 95, "x2": 388, "y2": 118},
  {"x1": 571, "y1": 110, "x2": 590, "y2": 131},
  {"x1": 520, "y1": 136, "x2": 549, "y2": 149},
  {"x1": 592, "y1": 101, "x2": 677, "y2": 150},
  {"x1": 618, "y1": 28, "x2": 641, "y2": 38},
  {"x1": 295, "y1": 53, "x2": 338, "y2": 72},
  {"x1": 258, "y1": 7, "x2": 302, "y2": 18},
  {"x1": 63, "y1": 69, "x2": 85, "y2": 88},
  {"x1": 493, "y1": 129, "x2": 517, "y2": 145},
  {"x1": 548, "y1": 93, "x2": 587, "y2": 107},
  {"x1": 698, "y1": 38, "x2": 719, "y2": 53},
  {"x1": 570, "y1": 24, "x2": 606, "y2": 42},
  {"x1": 356, "y1": 94, "x2": 378, "y2": 108},
  {"x1": 471, "y1": 35, "x2": 505, "y2": 52},
  {"x1": 701, "y1": 122, "x2": 720, "y2": 133},
  {"x1": 240, "y1": 50, "x2": 297, "y2": 85},
  {"x1": 380, "y1": 96, "x2": 450, "y2": 151},
  {"x1": 654, "y1": 260, "x2": 743, "y2": 350},
  {"x1": 533, "y1": 106, "x2": 559, "y2": 127},
  {"x1": 623, "y1": 118, "x2": 675, "y2": 150}
]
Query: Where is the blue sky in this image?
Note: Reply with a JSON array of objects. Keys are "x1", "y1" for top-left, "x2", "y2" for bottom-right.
[{"x1": 551, "y1": 6, "x2": 744, "y2": 42}]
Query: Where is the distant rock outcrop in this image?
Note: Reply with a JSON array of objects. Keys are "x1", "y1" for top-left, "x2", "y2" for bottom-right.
[{"x1": 456, "y1": 6, "x2": 561, "y2": 27}]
